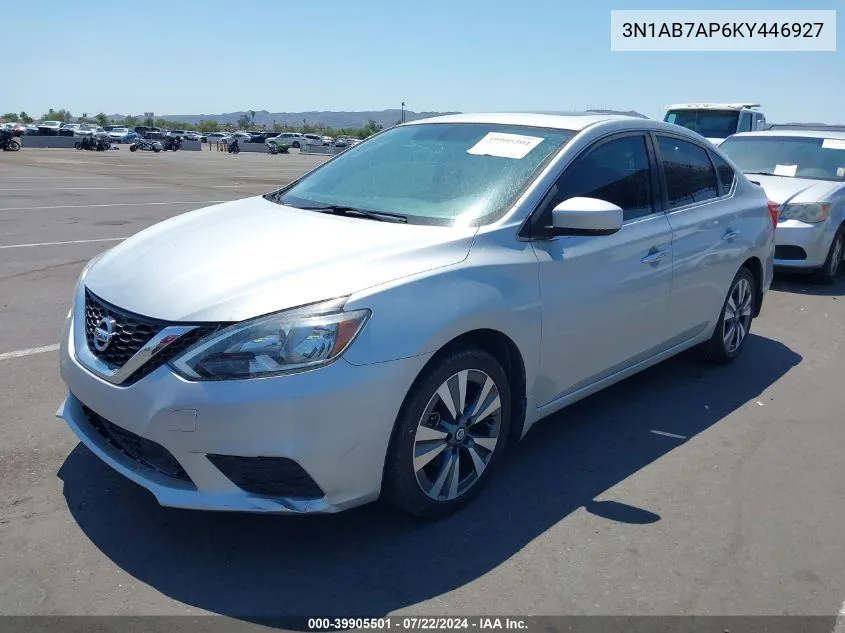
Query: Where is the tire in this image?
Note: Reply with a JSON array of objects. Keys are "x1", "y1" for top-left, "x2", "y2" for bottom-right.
[
  {"x1": 74, "y1": 142, "x2": 82, "y2": 150},
  {"x1": 813, "y1": 230, "x2": 844, "y2": 285},
  {"x1": 383, "y1": 348, "x2": 512, "y2": 519},
  {"x1": 129, "y1": 144, "x2": 137, "y2": 152},
  {"x1": 701, "y1": 266, "x2": 756, "y2": 365},
  {"x1": 153, "y1": 147, "x2": 160, "y2": 153},
  {"x1": 8, "y1": 140, "x2": 20, "y2": 151},
  {"x1": 292, "y1": 141, "x2": 300, "y2": 149}
]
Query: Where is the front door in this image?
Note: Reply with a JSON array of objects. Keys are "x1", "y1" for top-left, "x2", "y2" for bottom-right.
[{"x1": 530, "y1": 133, "x2": 674, "y2": 407}]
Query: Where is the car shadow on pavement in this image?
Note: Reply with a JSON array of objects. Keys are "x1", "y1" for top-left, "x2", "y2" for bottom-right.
[
  {"x1": 771, "y1": 272, "x2": 845, "y2": 297},
  {"x1": 58, "y1": 334, "x2": 800, "y2": 626}
]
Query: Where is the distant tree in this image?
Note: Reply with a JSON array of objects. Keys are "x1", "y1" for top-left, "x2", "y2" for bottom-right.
[
  {"x1": 2, "y1": 112, "x2": 18, "y2": 122},
  {"x1": 249, "y1": 110, "x2": 256, "y2": 125},
  {"x1": 123, "y1": 115, "x2": 139, "y2": 128},
  {"x1": 19, "y1": 112, "x2": 33, "y2": 124},
  {"x1": 197, "y1": 119, "x2": 220, "y2": 133},
  {"x1": 236, "y1": 114, "x2": 251, "y2": 129},
  {"x1": 95, "y1": 113, "x2": 108, "y2": 126},
  {"x1": 363, "y1": 119, "x2": 383, "y2": 136}
]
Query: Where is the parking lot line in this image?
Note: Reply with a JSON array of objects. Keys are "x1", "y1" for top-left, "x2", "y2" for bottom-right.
[
  {"x1": 0, "y1": 200, "x2": 229, "y2": 212},
  {"x1": 0, "y1": 344, "x2": 59, "y2": 362},
  {"x1": 0, "y1": 237, "x2": 126, "y2": 250}
]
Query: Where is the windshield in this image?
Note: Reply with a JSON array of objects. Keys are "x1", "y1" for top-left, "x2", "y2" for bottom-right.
[
  {"x1": 664, "y1": 109, "x2": 739, "y2": 139},
  {"x1": 112, "y1": 128, "x2": 128, "y2": 133},
  {"x1": 720, "y1": 136, "x2": 845, "y2": 182},
  {"x1": 275, "y1": 122, "x2": 575, "y2": 226}
]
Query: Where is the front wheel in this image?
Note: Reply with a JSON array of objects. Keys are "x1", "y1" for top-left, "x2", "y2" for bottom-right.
[
  {"x1": 292, "y1": 141, "x2": 300, "y2": 149},
  {"x1": 701, "y1": 267, "x2": 756, "y2": 364},
  {"x1": 153, "y1": 146, "x2": 160, "y2": 153},
  {"x1": 8, "y1": 140, "x2": 20, "y2": 151},
  {"x1": 814, "y1": 230, "x2": 844, "y2": 285},
  {"x1": 129, "y1": 144, "x2": 137, "y2": 152},
  {"x1": 74, "y1": 142, "x2": 82, "y2": 150},
  {"x1": 383, "y1": 348, "x2": 512, "y2": 519}
]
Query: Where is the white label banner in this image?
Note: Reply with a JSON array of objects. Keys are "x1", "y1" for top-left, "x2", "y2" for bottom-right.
[{"x1": 611, "y1": 10, "x2": 836, "y2": 51}]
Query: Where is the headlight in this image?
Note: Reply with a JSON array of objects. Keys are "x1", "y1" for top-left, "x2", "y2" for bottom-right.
[
  {"x1": 169, "y1": 299, "x2": 370, "y2": 380},
  {"x1": 779, "y1": 203, "x2": 830, "y2": 223}
]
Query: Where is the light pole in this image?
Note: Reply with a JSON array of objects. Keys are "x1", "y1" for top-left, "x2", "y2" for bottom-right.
[{"x1": 401, "y1": 101, "x2": 405, "y2": 124}]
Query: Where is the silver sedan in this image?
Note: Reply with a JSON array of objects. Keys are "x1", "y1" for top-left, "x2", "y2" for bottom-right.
[
  {"x1": 719, "y1": 130, "x2": 845, "y2": 283},
  {"x1": 58, "y1": 113, "x2": 774, "y2": 519}
]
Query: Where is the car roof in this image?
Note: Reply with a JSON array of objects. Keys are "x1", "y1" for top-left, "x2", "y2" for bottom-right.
[
  {"x1": 665, "y1": 103, "x2": 761, "y2": 111},
  {"x1": 730, "y1": 130, "x2": 845, "y2": 140},
  {"x1": 406, "y1": 112, "x2": 635, "y2": 131}
]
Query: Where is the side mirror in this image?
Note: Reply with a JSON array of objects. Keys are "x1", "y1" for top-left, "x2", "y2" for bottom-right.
[{"x1": 546, "y1": 197, "x2": 623, "y2": 237}]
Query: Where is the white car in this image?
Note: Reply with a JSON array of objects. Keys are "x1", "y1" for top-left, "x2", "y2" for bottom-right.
[
  {"x1": 107, "y1": 127, "x2": 131, "y2": 142},
  {"x1": 36, "y1": 120, "x2": 63, "y2": 134},
  {"x1": 267, "y1": 132, "x2": 304, "y2": 149},
  {"x1": 719, "y1": 130, "x2": 845, "y2": 283},
  {"x1": 663, "y1": 103, "x2": 768, "y2": 146},
  {"x1": 229, "y1": 132, "x2": 252, "y2": 143},
  {"x1": 74, "y1": 124, "x2": 107, "y2": 137},
  {"x1": 303, "y1": 133, "x2": 325, "y2": 146},
  {"x1": 206, "y1": 132, "x2": 231, "y2": 144}
]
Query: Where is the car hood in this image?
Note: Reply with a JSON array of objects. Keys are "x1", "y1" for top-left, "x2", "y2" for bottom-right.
[
  {"x1": 84, "y1": 196, "x2": 478, "y2": 323},
  {"x1": 743, "y1": 174, "x2": 842, "y2": 204}
]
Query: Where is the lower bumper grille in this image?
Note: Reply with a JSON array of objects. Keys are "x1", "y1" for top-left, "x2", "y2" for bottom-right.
[
  {"x1": 82, "y1": 405, "x2": 192, "y2": 484},
  {"x1": 775, "y1": 245, "x2": 808, "y2": 261},
  {"x1": 207, "y1": 455, "x2": 324, "y2": 499}
]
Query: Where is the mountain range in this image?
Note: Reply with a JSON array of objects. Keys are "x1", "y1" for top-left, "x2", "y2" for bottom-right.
[
  {"x1": 107, "y1": 109, "x2": 461, "y2": 129},
  {"x1": 104, "y1": 108, "x2": 649, "y2": 128}
]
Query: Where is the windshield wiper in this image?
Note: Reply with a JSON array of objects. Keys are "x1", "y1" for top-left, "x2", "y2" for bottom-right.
[{"x1": 296, "y1": 205, "x2": 408, "y2": 223}]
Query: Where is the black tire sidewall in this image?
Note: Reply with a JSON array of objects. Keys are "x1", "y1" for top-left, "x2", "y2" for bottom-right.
[
  {"x1": 384, "y1": 348, "x2": 512, "y2": 518},
  {"x1": 716, "y1": 267, "x2": 756, "y2": 360}
]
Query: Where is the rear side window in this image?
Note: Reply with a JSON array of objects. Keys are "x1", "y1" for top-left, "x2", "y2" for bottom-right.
[
  {"x1": 657, "y1": 136, "x2": 719, "y2": 208},
  {"x1": 553, "y1": 135, "x2": 654, "y2": 221},
  {"x1": 738, "y1": 113, "x2": 753, "y2": 133},
  {"x1": 711, "y1": 153, "x2": 735, "y2": 193}
]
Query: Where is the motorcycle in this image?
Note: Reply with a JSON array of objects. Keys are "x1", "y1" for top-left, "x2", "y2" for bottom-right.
[
  {"x1": 0, "y1": 129, "x2": 20, "y2": 151},
  {"x1": 162, "y1": 135, "x2": 183, "y2": 151},
  {"x1": 227, "y1": 138, "x2": 240, "y2": 154},
  {"x1": 267, "y1": 141, "x2": 289, "y2": 155},
  {"x1": 74, "y1": 135, "x2": 110, "y2": 151},
  {"x1": 129, "y1": 137, "x2": 163, "y2": 152}
]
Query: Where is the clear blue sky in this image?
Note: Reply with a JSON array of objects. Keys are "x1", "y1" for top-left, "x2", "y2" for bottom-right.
[{"x1": 4, "y1": 0, "x2": 842, "y2": 122}]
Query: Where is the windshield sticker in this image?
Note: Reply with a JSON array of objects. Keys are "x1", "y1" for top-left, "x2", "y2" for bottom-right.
[
  {"x1": 467, "y1": 132, "x2": 544, "y2": 159},
  {"x1": 821, "y1": 138, "x2": 845, "y2": 151},
  {"x1": 773, "y1": 164, "x2": 797, "y2": 177}
]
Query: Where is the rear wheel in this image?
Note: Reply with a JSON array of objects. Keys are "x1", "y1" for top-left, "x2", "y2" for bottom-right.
[
  {"x1": 383, "y1": 348, "x2": 511, "y2": 519},
  {"x1": 74, "y1": 142, "x2": 82, "y2": 150},
  {"x1": 8, "y1": 140, "x2": 20, "y2": 151},
  {"x1": 129, "y1": 144, "x2": 137, "y2": 152},
  {"x1": 153, "y1": 146, "x2": 160, "y2": 153},
  {"x1": 702, "y1": 267, "x2": 756, "y2": 365},
  {"x1": 814, "y1": 230, "x2": 844, "y2": 285}
]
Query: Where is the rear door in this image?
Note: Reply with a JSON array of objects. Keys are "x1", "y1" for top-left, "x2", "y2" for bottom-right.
[
  {"x1": 654, "y1": 133, "x2": 746, "y2": 345},
  {"x1": 530, "y1": 132, "x2": 675, "y2": 406}
]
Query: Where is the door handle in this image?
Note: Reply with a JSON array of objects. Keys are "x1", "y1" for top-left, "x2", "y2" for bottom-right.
[
  {"x1": 641, "y1": 249, "x2": 668, "y2": 265},
  {"x1": 722, "y1": 229, "x2": 740, "y2": 241}
]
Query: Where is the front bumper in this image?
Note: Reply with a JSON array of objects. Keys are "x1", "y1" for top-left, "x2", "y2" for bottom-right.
[
  {"x1": 774, "y1": 220, "x2": 835, "y2": 269},
  {"x1": 57, "y1": 308, "x2": 431, "y2": 514}
]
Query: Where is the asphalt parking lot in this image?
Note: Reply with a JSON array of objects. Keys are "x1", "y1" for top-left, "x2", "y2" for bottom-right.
[{"x1": 1, "y1": 148, "x2": 845, "y2": 626}]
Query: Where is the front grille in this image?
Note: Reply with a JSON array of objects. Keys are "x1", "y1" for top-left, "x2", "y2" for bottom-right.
[
  {"x1": 83, "y1": 289, "x2": 227, "y2": 384},
  {"x1": 84, "y1": 290, "x2": 165, "y2": 368},
  {"x1": 207, "y1": 455, "x2": 324, "y2": 499},
  {"x1": 82, "y1": 405, "x2": 193, "y2": 484},
  {"x1": 775, "y1": 245, "x2": 807, "y2": 261}
]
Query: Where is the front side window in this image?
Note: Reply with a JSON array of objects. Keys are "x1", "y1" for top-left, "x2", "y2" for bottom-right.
[
  {"x1": 275, "y1": 123, "x2": 576, "y2": 226},
  {"x1": 719, "y1": 135, "x2": 845, "y2": 182},
  {"x1": 552, "y1": 135, "x2": 654, "y2": 221},
  {"x1": 657, "y1": 136, "x2": 719, "y2": 208},
  {"x1": 664, "y1": 109, "x2": 740, "y2": 139}
]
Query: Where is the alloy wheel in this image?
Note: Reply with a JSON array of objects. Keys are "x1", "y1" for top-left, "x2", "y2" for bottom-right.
[
  {"x1": 723, "y1": 277, "x2": 753, "y2": 354},
  {"x1": 413, "y1": 369, "x2": 502, "y2": 501}
]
